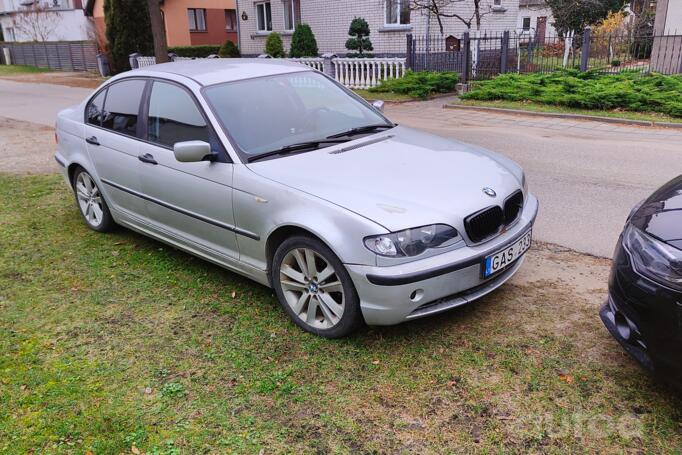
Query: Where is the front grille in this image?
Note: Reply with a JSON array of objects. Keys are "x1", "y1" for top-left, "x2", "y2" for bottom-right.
[
  {"x1": 465, "y1": 206, "x2": 503, "y2": 243},
  {"x1": 465, "y1": 190, "x2": 525, "y2": 243},
  {"x1": 504, "y1": 190, "x2": 524, "y2": 224}
]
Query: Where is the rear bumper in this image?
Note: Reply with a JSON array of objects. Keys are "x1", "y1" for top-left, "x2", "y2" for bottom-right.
[{"x1": 347, "y1": 194, "x2": 538, "y2": 326}]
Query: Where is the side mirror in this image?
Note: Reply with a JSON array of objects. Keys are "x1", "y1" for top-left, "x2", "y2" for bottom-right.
[
  {"x1": 372, "y1": 100, "x2": 385, "y2": 113},
  {"x1": 173, "y1": 141, "x2": 213, "y2": 163}
]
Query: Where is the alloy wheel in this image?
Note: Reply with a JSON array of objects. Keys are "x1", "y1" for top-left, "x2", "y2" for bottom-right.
[
  {"x1": 75, "y1": 172, "x2": 104, "y2": 227},
  {"x1": 279, "y1": 247, "x2": 345, "y2": 329}
]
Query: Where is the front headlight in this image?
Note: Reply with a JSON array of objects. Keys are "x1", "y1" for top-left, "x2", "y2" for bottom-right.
[
  {"x1": 623, "y1": 224, "x2": 682, "y2": 291},
  {"x1": 364, "y1": 224, "x2": 460, "y2": 257}
]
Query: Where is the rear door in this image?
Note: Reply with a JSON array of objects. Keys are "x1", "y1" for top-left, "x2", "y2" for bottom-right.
[
  {"x1": 136, "y1": 79, "x2": 239, "y2": 260},
  {"x1": 84, "y1": 79, "x2": 147, "y2": 222}
]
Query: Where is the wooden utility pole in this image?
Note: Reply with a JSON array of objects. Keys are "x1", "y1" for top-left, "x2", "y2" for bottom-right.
[{"x1": 146, "y1": 0, "x2": 169, "y2": 63}]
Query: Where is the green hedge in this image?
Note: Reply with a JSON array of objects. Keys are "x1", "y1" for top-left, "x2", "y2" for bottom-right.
[
  {"x1": 462, "y1": 69, "x2": 682, "y2": 118},
  {"x1": 368, "y1": 71, "x2": 459, "y2": 99},
  {"x1": 168, "y1": 45, "x2": 221, "y2": 58}
]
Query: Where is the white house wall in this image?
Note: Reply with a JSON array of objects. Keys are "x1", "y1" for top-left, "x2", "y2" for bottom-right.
[
  {"x1": 517, "y1": 5, "x2": 556, "y2": 36},
  {"x1": 237, "y1": 0, "x2": 520, "y2": 56},
  {"x1": 0, "y1": 1, "x2": 92, "y2": 42}
]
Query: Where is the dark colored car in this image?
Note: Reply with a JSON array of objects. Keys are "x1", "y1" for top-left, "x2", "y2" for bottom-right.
[{"x1": 601, "y1": 175, "x2": 682, "y2": 391}]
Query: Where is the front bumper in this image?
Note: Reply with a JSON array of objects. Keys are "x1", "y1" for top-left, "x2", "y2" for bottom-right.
[
  {"x1": 347, "y1": 194, "x2": 538, "y2": 326},
  {"x1": 600, "y1": 238, "x2": 682, "y2": 391}
]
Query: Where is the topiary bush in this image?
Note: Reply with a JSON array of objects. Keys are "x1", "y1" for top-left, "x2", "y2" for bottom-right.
[
  {"x1": 168, "y1": 45, "x2": 221, "y2": 58},
  {"x1": 345, "y1": 17, "x2": 373, "y2": 57},
  {"x1": 219, "y1": 40, "x2": 240, "y2": 58},
  {"x1": 461, "y1": 69, "x2": 682, "y2": 118},
  {"x1": 368, "y1": 71, "x2": 460, "y2": 99},
  {"x1": 265, "y1": 32, "x2": 285, "y2": 58},
  {"x1": 289, "y1": 24, "x2": 319, "y2": 58}
]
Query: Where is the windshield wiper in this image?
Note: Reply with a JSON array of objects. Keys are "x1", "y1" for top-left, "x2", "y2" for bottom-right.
[
  {"x1": 326, "y1": 123, "x2": 395, "y2": 139},
  {"x1": 246, "y1": 139, "x2": 349, "y2": 163}
]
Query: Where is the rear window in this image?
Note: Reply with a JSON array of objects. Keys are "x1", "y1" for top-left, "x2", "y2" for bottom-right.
[
  {"x1": 101, "y1": 80, "x2": 146, "y2": 137},
  {"x1": 86, "y1": 90, "x2": 106, "y2": 126}
]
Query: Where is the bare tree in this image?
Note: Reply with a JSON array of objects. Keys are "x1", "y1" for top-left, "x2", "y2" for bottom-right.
[
  {"x1": 12, "y1": 3, "x2": 61, "y2": 42},
  {"x1": 409, "y1": 0, "x2": 493, "y2": 34}
]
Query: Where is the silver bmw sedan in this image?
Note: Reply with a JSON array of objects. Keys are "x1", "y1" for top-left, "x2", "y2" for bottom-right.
[{"x1": 55, "y1": 59, "x2": 538, "y2": 338}]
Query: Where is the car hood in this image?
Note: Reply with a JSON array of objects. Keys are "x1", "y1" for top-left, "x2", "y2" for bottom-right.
[
  {"x1": 247, "y1": 126, "x2": 524, "y2": 233},
  {"x1": 631, "y1": 175, "x2": 682, "y2": 250}
]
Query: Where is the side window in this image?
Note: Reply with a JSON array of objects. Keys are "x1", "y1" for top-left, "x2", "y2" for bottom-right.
[
  {"x1": 86, "y1": 90, "x2": 106, "y2": 126},
  {"x1": 147, "y1": 81, "x2": 210, "y2": 148},
  {"x1": 101, "y1": 80, "x2": 146, "y2": 137}
]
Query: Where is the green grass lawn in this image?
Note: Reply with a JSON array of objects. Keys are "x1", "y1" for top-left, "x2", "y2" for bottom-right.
[
  {"x1": 0, "y1": 65, "x2": 52, "y2": 75},
  {"x1": 453, "y1": 99, "x2": 682, "y2": 124},
  {"x1": 1, "y1": 174, "x2": 681, "y2": 454}
]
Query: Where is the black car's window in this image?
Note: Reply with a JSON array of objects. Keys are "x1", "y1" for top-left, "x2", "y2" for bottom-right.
[
  {"x1": 101, "y1": 80, "x2": 146, "y2": 137},
  {"x1": 147, "y1": 81, "x2": 210, "y2": 147},
  {"x1": 86, "y1": 90, "x2": 106, "y2": 126}
]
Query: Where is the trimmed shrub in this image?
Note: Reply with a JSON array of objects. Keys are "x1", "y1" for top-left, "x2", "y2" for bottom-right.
[
  {"x1": 104, "y1": 0, "x2": 153, "y2": 73},
  {"x1": 289, "y1": 24, "x2": 319, "y2": 57},
  {"x1": 168, "y1": 45, "x2": 221, "y2": 58},
  {"x1": 265, "y1": 32, "x2": 285, "y2": 58},
  {"x1": 368, "y1": 71, "x2": 459, "y2": 99},
  {"x1": 345, "y1": 17, "x2": 373, "y2": 56},
  {"x1": 219, "y1": 40, "x2": 240, "y2": 58},
  {"x1": 461, "y1": 69, "x2": 682, "y2": 118}
]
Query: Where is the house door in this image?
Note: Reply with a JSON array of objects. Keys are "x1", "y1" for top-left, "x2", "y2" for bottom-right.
[{"x1": 536, "y1": 17, "x2": 547, "y2": 44}]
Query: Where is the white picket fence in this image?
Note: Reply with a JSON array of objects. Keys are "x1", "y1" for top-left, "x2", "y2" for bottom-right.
[
  {"x1": 333, "y1": 58, "x2": 406, "y2": 89},
  {"x1": 135, "y1": 55, "x2": 405, "y2": 89}
]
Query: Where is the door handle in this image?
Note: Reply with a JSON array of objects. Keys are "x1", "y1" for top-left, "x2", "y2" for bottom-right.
[
  {"x1": 85, "y1": 136, "x2": 99, "y2": 146},
  {"x1": 138, "y1": 153, "x2": 158, "y2": 165}
]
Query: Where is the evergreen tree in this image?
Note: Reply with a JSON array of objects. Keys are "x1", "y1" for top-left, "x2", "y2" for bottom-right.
[
  {"x1": 289, "y1": 23, "x2": 319, "y2": 57},
  {"x1": 265, "y1": 32, "x2": 285, "y2": 58},
  {"x1": 345, "y1": 17, "x2": 373, "y2": 56},
  {"x1": 544, "y1": 0, "x2": 629, "y2": 35},
  {"x1": 104, "y1": 0, "x2": 154, "y2": 72}
]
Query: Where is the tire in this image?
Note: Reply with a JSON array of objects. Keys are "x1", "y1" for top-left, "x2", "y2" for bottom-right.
[
  {"x1": 272, "y1": 235, "x2": 363, "y2": 338},
  {"x1": 72, "y1": 167, "x2": 115, "y2": 232}
]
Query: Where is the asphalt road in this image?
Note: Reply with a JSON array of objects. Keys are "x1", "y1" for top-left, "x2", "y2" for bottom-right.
[{"x1": 1, "y1": 78, "x2": 680, "y2": 257}]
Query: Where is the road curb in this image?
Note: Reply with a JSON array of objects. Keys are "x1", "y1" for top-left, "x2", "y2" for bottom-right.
[{"x1": 442, "y1": 104, "x2": 682, "y2": 129}]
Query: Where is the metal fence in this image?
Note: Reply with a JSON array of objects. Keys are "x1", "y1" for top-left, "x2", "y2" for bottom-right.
[
  {"x1": 407, "y1": 28, "x2": 682, "y2": 81},
  {"x1": 0, "y1": 41, "x2": 99, "y2": 72}
]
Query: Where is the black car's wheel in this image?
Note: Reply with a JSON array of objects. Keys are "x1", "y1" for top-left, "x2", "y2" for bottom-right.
[
  {"x1": 72, "y1": 167, "x2": 115, "y2": 232},
  {"x1": 272, "y1": 235, "x2": 363, "y2": 338}
]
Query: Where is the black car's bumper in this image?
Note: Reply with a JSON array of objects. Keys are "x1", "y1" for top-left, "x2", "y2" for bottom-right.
[{"x1": 601, "y1": 239, "x2": 682, "y2": 391}]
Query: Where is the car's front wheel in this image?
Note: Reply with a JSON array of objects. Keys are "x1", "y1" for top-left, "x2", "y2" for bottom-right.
[
  {"x1": 72, "y1": 167, "x2": 115, "y2": 232},
  {"x1": 272, "y1": 236, "x2": 363, "y2": 338}
]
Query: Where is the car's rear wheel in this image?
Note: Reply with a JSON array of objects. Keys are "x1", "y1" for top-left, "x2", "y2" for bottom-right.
[
  {"x1": 272, "y1": 235, "x2": 362, "y2": 338},
  {"x1": 72, "y1": 167, "x2": 114, "y2": 232}
]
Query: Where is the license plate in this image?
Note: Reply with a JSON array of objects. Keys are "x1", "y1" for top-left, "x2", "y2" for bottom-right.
[{"x1": 483, "y1": 230, "x2": 532, "y2": 278}]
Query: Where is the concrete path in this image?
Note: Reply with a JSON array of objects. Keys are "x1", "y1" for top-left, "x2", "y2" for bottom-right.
[
  {"x1": 387, "y1": 98, "x2": 682, "y2": 257},
  {"x1": 0, "y1": 79, "x2": 90, "y2": 127}
]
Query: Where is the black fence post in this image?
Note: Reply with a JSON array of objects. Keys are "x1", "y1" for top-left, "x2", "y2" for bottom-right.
[
  {"x1": 406, "y1": 34, "x2": 413, "y2": 70},
  {"x1": 500, "y1": 31, "x2": 509, "y2": 74},
  {"x1": 581, "y1": 27, "x2": 591, "y2": 71},
  {"x1": 463, "y1": 31, "x2": 471, "y2": 82}
]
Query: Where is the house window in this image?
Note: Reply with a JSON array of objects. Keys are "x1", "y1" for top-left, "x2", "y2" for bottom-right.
[
  {"x1": 385, "y1": 0, "x2": 410, "y2": 26},
  {"x1": 522, "y1": 17, "x2": 531, "y2": 31},
  {"x1": 283, "y1": 0, "x2": 299, "y2": 31},
  {"x1": 494, "y1": 0, "x2": 502, "y2": 5},
  {"x1": 256, "y1": 1, "x2": 272, "y2": 32},
  {"x1": 188, "y1": 8, "x2": 207, "y2": 32},
  {"x1": 225, "y1": 9, "x2": 237, "y2": 31},
  {"x1": 4, "y1": 27, "x2": 15, "y2": 41}
]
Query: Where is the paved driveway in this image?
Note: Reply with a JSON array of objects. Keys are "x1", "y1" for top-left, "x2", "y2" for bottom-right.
[{"x1": 386, "y1": 99, "x2": 682, "y2": 257}]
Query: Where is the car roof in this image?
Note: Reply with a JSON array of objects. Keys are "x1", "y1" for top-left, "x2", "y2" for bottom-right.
[{"x1": 127, "y1": 58, "x2": 314, "y2": 86}]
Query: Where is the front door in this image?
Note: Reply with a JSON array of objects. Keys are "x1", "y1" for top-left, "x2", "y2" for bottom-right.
[
  {"x1": 536, "y1": 17, "x2": 547, "y2": 44},
  {"x1": 136, "y1": 80, "x2": 239, "y2": 260}
]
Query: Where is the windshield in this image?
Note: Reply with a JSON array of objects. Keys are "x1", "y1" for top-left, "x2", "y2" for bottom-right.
[{"x1": 203, "y1": 71, "x2": 391, "y2": 158}]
